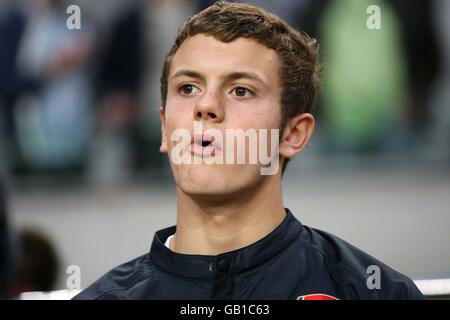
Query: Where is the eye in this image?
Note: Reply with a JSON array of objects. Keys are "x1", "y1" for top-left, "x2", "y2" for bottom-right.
[
  {"x1": 232, "y1": 87, "x2": 254, "y2": 98},
  {"x1": 179, "y1": 84, "x2": 200, "y2": 95}
]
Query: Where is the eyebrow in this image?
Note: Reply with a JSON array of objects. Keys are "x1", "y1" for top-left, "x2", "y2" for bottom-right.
[{"x1": 170, "y1": 69, "x2": 268, "y2": 86}]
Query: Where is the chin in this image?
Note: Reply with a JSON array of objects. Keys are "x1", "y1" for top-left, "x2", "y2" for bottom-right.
[{"x1": 173, "y1": 163, "x2": 263, "y2": 199}]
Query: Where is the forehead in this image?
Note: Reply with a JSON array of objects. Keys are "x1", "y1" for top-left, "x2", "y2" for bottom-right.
[{"x1": 170, "y1": 34, "x2": 280, "y2": 83}]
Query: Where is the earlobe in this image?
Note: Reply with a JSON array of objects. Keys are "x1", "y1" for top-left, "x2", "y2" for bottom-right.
[
  {"x1": 160, "y1": 107, "x2": 168, "y2": 153},
  {"x1": 279, "y1": 113, "x2": 315, "y2": 159}
]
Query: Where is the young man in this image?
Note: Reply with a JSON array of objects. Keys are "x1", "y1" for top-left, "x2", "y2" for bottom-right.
[{"x1": 75, "y1": 2, "x2": 424, "y2": 300}]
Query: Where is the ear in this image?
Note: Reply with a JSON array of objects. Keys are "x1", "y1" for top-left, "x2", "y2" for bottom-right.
[
  {"x1": 160, "y1": 106, "x2": 168, "y2": 153},
  {"x1": 279, "y1": 113, "x2": 315, "y2": 159}
]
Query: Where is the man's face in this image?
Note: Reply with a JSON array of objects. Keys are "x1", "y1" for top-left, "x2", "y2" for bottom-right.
[{"x1": 160, "y1": 34, "x2": 283, "y2": 200}]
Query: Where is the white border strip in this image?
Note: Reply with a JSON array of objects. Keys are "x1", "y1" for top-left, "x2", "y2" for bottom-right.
[
  {"x1": 17, "y1": 280, "x2": 450, "y2": 299},
  {"x1": 414, "y1": 279, "x2": 450, "y2": 296},
  {"x1": 19, "y1": 289, "x2": 81, "y2": 300}
]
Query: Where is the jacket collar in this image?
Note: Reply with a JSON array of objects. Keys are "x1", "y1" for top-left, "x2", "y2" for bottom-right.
[{"x1": 149, "y1": 208, "x2": 303, "y2": 279}]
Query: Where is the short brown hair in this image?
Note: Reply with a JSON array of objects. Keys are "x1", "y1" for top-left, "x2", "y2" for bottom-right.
[{"x1": 160, "y1": 1, "x2": 321, "y2": 173}]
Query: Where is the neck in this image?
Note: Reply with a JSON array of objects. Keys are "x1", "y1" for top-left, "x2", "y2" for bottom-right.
[{"x1": 171, "y1": 176, "x2": 286, "y2": 255}]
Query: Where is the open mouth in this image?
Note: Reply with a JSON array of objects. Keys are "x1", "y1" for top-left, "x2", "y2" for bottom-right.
[
  {"x1": 201, "y1": 140, "x2": 212, "y2": 147},
  {"x1": 188, "y1": 134, "x2": 217, "y2": 157}
]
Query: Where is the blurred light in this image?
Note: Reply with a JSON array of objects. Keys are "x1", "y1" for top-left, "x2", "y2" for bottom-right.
[
  {"x1": 19, "y1": 290, "x2": 81, "y2": 300},
  {"x1": 414, "y1": 279, "x2": 450, "y2": 297}
]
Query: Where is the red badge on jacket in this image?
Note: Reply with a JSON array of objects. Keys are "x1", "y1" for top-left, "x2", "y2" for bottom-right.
[{"x1": 297, "y1": 294, "x2": 339, "y2": 300}]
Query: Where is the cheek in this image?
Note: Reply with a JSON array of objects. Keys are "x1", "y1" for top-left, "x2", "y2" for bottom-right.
[
  {"x1": 165, "y1": 99, "x2": 193, "y2": 127},
  {"x1": 229, "y1": 107, "x2": 281, "y2": 131},
  {"x1": 231, "y1": 95, "x2": 281, "y2": 128},
  {"x1": 166, "y1": 92, "x2": 197, "y2": 116},
  {"x1": 263, "y1": 100, "x2": 283, "y2": 128},
  {"x1": 163, "y1": 111, "x2": 193, "y2": 154}
]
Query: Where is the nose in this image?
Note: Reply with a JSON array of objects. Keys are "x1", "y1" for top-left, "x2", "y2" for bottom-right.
[{"x1": 193, "y1": 89, "x2": 224, "y2": 123}]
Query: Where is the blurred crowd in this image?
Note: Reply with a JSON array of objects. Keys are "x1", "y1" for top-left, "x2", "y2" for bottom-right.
[
  {"x1": 1, "y1": 182, "x2": 60, "y2": 298},
  {"x1": 0, "y1": 0, "x2": 449, "y2": 187}
]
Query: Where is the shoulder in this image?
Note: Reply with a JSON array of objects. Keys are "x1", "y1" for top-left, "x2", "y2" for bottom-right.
[
  {"x1": 73, "y1": 253, "x2": 157, "y2": 300},
  {"x1": 297, "y1": 225, "x2": 424, "y2": 299}
]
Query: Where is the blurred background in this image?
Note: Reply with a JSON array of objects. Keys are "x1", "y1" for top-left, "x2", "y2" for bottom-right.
[{"x1": 1, "y1": 0, "x2": 449, "y2": 299}]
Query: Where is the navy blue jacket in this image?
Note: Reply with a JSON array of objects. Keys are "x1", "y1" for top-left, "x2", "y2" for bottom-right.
[{"x1": 74, "y1": 209, "x2": 424, "y2": 300}]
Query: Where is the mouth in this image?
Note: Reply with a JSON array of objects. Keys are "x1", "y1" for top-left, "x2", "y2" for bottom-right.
[{"x1": 188, "y1": 133, "x2": 219, "y2": 157}]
